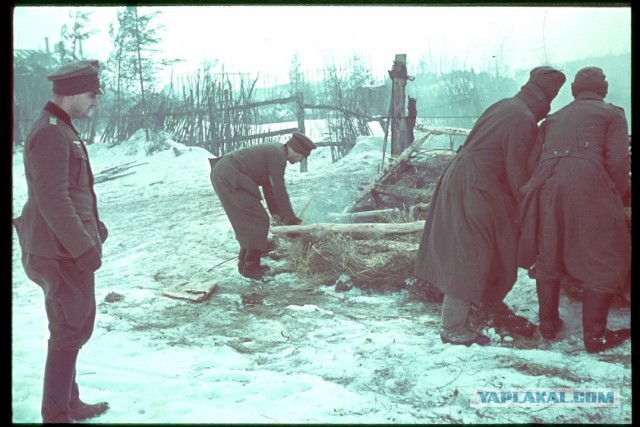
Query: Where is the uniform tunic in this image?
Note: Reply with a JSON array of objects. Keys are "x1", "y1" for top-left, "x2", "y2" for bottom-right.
[
  {"x1": 210, "y1": 143, "x2": 297, "y2": 250},
  {"x1": 518, "y1": 91, "x2": 630, "y2": 291},
  {"x1": 415, "y1": 83, "x2": 552, "y2": 306},
  {"x1": 15, "y1": 102, "x2": 103, "y2": 350}
]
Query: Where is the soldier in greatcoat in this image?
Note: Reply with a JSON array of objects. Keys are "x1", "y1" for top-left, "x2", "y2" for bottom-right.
[
  {"x1": 13, "y1": 60, "x2": 110, "y2": 422},
  {"x1": 414, "y1": 66, "x2": 566, "y2": 346},
  {"x1": 518, "y1": 67, "x2": 631, "y2": 353},
  {"x1": 210, "y1": 132, "x2": 316, "y2": 279}
]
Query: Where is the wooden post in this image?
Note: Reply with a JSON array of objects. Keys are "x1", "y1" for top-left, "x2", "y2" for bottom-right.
[
  {"x1": 295, "y1": 91, "x2": 308, "y2": 172},
  {"x1": 390, "y1": 54, "x2": 408, "y2": 156},
  {"x1": 406, "y1": 96, "x2": 417, "y2": 146}
]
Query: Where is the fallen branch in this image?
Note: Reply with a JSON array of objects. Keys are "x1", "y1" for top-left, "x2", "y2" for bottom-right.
[
  {"x1": 94, "y1": 161, "x2": 148, "y2": 184},
  {"x1": 96, "y1": 160, "x2": 140, "y2": 175},
  {"x1": 414, "y1": 124, "x2": 471, "y2": 137},
  {"x1": 94, "y1": 171, "x2": 137, "y2": 184}
]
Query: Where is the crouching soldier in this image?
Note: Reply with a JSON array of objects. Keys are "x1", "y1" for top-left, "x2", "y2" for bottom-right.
[{"x1": 210, "y1": 132, "x2": 316, "y2": 279}]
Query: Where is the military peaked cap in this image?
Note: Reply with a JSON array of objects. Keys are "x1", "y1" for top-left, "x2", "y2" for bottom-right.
[
  {"x1": 287, "y1": 132, "x2": 317, "y2": 157},
  {"x1": 48, "y1": 59, "x2": 103, "y2": 96}
]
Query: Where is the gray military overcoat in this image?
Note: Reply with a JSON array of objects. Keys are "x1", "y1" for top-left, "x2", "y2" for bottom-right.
[
  {"x1": 210, "y1": 143, "x2": 297, "y2": 250},
  {"x1": 518, "y1": 92, "x2": 630, "y2": 290},
  {"x1": 415, "y1": 83, "x2": 552, "y2": 306}
]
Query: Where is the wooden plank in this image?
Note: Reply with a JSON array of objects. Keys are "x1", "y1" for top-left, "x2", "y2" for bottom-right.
[{"x1": 163, "y1": 281, "x2": 218, "y2": 302}]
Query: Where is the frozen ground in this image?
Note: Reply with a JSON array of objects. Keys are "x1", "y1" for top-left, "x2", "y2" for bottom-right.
[{"x1": 11, "y1": 124, "x2": 631, "y2": 424}]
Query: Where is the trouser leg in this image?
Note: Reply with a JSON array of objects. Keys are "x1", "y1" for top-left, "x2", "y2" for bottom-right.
[
  {"x1": 440, "y1": 294, "x2": 491, "y2": 346},
  {"x1": 21, "y1": 253, "x2": 99, "y2": 422},
  {"x1": 441, "y1": 295, "x2": 473, "y2": 338}
]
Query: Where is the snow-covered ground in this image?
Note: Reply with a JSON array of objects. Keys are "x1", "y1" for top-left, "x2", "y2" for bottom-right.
[{"x1": 11, "y1": 123, "x2": 631, "y2": 423}]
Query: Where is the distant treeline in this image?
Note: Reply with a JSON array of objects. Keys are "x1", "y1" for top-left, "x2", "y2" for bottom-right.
[{"x1": 13, "y1": 51, "x2": 631, "y2": 152}]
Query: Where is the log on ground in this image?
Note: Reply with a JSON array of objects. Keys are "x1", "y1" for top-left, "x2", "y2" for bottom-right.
[{"x1": 271, "y1": 221, "x2": 425, "y2": 237}]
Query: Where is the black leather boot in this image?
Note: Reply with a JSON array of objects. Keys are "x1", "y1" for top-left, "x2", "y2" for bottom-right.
[
  {"x1": 238, "y1": 248, "x2": 247, "y2": 274},
  {"x1": 536, "y1": 279, "x2": 563, "y2": 339},
  {"x1": 69, "y1": 371, "x2": 109, "y2": 421},
  {"x1": 41, "y1": 349, "x2": 79, "y2": 423},
  {"x1": 241, "y1": 249, "x2": 270, "y2": 279},
  {"x1": 582, "y1": 288, "x2": 631, "y2": 354},
  {"x1": 261, "y1": 239, "x2": 277, "y2": 255},
  {"x1": 489, "y1": 301, "x2": 537, "y2": 338}
]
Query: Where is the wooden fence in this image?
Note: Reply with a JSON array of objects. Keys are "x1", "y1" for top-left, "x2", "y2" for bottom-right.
[{"x1": 208, "y1": 92, "x2": 386, "y2": 172}]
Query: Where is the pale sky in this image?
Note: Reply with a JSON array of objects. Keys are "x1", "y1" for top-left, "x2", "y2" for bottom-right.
[{"x1": 12, "y1": 5, "x2": 631, "y2": 84}]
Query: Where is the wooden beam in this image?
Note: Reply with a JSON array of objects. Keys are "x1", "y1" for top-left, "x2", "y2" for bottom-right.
[
  {"x1": 390, "y1": 54, "x2": 408, "y2": 156},
  {"x1": 271, "y1": 221, "x2": 425, "y2": 236},
  {"x1": 216, "y1": 127, "x2": 298, "y2": 145},
  {"x1": 327, "y1": 208, "x2": 404, "y2": 220}
]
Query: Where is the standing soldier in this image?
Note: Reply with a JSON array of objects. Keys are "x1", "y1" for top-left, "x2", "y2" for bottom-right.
[
  {"x1": 518, "y1": 67, "x2": 631, "y2": 353},
  {"x1": 415, "y1": 66, "x2": 566, "y2": 346},
  {"x1": 13, "y1": 60, "x2": 110, "y2": 422},
  {"x1": 210, "y1": 132, "x2": 316, "y2": 279}
]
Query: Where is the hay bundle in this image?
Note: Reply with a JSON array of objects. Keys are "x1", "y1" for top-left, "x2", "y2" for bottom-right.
[{"x1": 280, "y1": 232, "x2": 420, "y2": 290}]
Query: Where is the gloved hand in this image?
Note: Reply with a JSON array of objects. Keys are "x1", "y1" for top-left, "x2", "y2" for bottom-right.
[
  {"x1": 98, "y1": 221, "x2": 109, "y2": 243},
  {"x1": 271, "y1": 214, "x2": 285, "y2": 226},
  {"x1": 284, "y1": 216, "x2": 302, "y2": 226},
  {"x1": 76, "y1": 246, "x2": 102, "y2": 273}
]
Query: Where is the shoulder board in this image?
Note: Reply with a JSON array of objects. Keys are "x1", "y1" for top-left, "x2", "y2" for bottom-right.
[{"x1": 608, "y1": 103, "x2": 625, "y2": 113}]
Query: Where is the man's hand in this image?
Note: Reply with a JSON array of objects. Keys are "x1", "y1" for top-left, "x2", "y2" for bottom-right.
[
  {"x1": 76, "y1": 246, "x2": 102, "y2": 272},
  {"x1": 98, "y1": 221, "x2": 109, "y2": 243},
  {"x1": 271, "y1": 214, "x2": 285, "y2": 226},
  {"x1": 272, "y1": 215, "x2": 302, "y2": 226}
]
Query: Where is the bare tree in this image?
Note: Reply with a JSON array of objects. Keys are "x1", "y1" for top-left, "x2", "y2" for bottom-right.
[
  {"x1": 103, "y1": 6, "x2": 165, "y2": 143},
  {"x1": 289, "y1": 51, "x2": 304, "y2": 96},
  {"x1": 58, "y1": 9, "x2": 96, "y2": 62}
]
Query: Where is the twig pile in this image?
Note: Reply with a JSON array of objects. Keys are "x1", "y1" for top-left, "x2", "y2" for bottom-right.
[{"x1": 279, "y1": 232, "x2": 420, "y2": 290}]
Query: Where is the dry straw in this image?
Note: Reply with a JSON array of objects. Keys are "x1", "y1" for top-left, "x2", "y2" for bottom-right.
[{"x1": 279, "y1": 230, "x2": 421, "y2": 290}]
